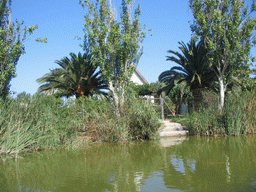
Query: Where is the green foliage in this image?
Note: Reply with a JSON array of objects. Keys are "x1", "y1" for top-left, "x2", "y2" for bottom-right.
[
  {"x1": 161, "y1": 95, "x2": 176, "y2": 116},
  {"x1": 76, "y1": 94, "x2": 161, "y2": 142},
  {"x1": 240, "y1": 76, "x2": 256, "y2": 91},
  {"x1": 133, "y1": 83, "x2": 156, "y2": 96},
  {"x1": 0, "y1": 0, "x2": 47, "y2": 100},
  {"x1": 0, "y1": 94, "x2": 81, "y2": 157},
  {"x1": 186, "y1": 104, "x2": 224, "y2": 136},
  {"x1": 37, "y1": 52, "x2": 108, "y2": 98},
  {"x1": 125, "y1": 98, "x2": 161, "y2": 140},
  {"x1": 80, "y1": 0, "x2": 147, "y2": 113},
  {"x1": 80, "y1": 0, "x2": 145, "y2": 82},
  {"x1": 168, "y1": 84, "x2": 193, "y2": 101},
  {"x1": 185, "y1": 91, "x2": 256, "y2": 136},
  {"x1": 190, "y1": 0, "x2": 256, "y2": 110},
  {"x1": 224, "y1": 96, "x2": 244, "y2": 135},
  {"x1": 0, "y1": 92, "x2": 161, "y2": 157},
  {"x1": 159, "y1": 38, "x2": 216, "y2": 109},
  {"x1": 128, "y1": 81, "x2": 164, "y2": 96},
  {"x1": 127, "y1": 82, "x2": 175, "y2": 116}
]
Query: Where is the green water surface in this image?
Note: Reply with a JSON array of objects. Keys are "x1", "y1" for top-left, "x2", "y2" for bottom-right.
[{"x1": 1, "y1": 135, "x2": 256, "y2": 192}]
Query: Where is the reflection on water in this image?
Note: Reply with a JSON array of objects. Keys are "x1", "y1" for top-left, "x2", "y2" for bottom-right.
[
  {"x1": 226, "y1": 155, "x2": 231, "y2": 183},
  {"x1": 134, "y1": 171, "x2": 144, "y2": 191},
  {"x1": 160, "y1": 137, "x2": 188, "y2": 147},
  {"x1": 1, "y1": 135, "x2": 256, "y2": 191},
  {"x1": 170, "y1": 156, "x2": 187, "y2": 175}
]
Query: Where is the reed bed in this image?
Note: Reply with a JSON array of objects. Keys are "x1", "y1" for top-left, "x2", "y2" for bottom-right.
[
  {"x1": 185, "y1": 91, "x2": 256, "y2": 136},
  {"x1": 0, "y1": 93, "x2": 161, "y2": 158}
]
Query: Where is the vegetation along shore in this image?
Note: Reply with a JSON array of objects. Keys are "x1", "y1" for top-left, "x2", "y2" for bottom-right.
[{"x1": 1, "y1": 0, "x2": 256, "y2": 159}]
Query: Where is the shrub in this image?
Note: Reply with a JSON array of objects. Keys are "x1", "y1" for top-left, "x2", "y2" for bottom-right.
[
  {"x1": 125, "y1": 99, "x2": 161, "y2": 140},
  {"x1": 76, "y1": 95, "x2": 161, "y2": 142}
]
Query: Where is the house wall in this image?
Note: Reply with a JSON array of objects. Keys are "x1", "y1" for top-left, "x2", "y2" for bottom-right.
[
  {"x1": 130, "y1": 72, "x2": 144, "y2": 85},
  {"x1": 140, "y1": 95, "x2": 155, "y2": 104},
  {"x1": 131, "y1": 70, "x2": 154, "y2": 103}
]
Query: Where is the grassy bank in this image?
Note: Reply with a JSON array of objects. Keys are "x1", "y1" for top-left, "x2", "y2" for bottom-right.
[
  {"x1": 0, "y1": 94, "x2": 161, "y2": 157},
  {"x1": 183, "y1": 91, "x2": 256, "y2": 136}
]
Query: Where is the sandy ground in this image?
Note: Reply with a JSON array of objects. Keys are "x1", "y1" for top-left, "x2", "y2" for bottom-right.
[{"x1": 158, "y1": 120, "x2": 189, "y2": 137}]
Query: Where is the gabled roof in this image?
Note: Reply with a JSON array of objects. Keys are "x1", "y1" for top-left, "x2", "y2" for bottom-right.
[{"x1": 134, "y1": 69, "x2": 148, "y2": 84}]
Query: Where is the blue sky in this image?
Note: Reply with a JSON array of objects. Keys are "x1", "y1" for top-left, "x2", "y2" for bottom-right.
[{"x1": 10, "y1": 0, "x2": 256, "y2": 96}]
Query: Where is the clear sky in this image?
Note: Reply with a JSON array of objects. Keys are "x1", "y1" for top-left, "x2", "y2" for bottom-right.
[{"x1": 10, "y1": 0, "x2": 256, "y2": 96}]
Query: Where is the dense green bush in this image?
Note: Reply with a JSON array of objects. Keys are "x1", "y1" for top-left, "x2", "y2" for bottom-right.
[
  {"x1": 128, "y1": 81, "x2": 164, "y2": 96},
  {"x1": 185, "y1": 91, "x2": 256, "y2": 136},
  {"x1": 76, "y1": 95, "x2": 161, "y2": 142},
  {"x1": 125, "y1": 98, "x2": 161, "y2": 140}
]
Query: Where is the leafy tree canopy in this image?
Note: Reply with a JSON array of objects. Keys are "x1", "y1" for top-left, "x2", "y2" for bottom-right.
[
  {"x1": 190, "y1": 0, "x2": 256, "y2": 110},
  {"x1": 128, "y1": 81, "x2": 164, "y2": 96},
  {"x1": 0, "y1": 0, "x2": 47, "y2": 100},
  {"x1": 79, "y1": 0, "x2": 148, "y2": 116}
]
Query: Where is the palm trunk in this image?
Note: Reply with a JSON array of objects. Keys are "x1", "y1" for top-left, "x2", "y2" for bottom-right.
[{"x1": 192, "y1": 88, "x2": 203, "y2": 110}]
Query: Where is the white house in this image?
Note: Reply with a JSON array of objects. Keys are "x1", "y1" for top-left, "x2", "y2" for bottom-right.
[
  {"x1": 131, "y1": 69, "x2": 154, "y2": 103},
  {"x1": 130, "y1": 68, "x2": 148, "y2": 85}
]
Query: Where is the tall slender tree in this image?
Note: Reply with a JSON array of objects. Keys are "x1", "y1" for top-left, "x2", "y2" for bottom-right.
[
  {"x1": 79, "y1": 0, "x2": 146, "y2": 116},
  {"x1": 190, "y1": 0, "x2": 256, "y2": 110},
  {"x1": 0, "y1": 0, "x2": 47, "y2": 99}
]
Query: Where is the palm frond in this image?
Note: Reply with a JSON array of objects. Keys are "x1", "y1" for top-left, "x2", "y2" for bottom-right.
[
  {"x1": 37, "y1": 52, "x2": 108, "y2": 98},
  {"x1": 159, "y1": 38, "x2": 217, "y2": 103}
]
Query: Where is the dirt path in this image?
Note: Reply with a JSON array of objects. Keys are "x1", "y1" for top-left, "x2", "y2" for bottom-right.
[{"x1": 158, "y1": 120, "x2": 189, "y2": 137}]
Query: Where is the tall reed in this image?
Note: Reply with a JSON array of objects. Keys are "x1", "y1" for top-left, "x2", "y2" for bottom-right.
[
  {"x1": 0, "y1": 99, "x2": 40, "y2": 158},
  {"x1": 77, "y1": 95, "x2": 161, "y2": 142},
  {"x1": 185, "y1": 90, "x2": 256, "y2": 136},
  {"x1": 0, "y1": 92, "x2": 161, "y2": 157},
  {"x1": 0, "y1": 95, "x2": 82, "y2": 157}
]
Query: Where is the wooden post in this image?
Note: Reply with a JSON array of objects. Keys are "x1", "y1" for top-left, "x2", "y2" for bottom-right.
[{"x1": 160, "y1": 96, "x2": 164, "y2": 120}]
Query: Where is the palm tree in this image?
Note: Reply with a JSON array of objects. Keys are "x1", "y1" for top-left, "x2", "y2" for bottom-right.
[
  {"x1": 37, "y1": 52, "x2": 108, "y2": 98},
  {"x1": 159, "y1": 38, "x2": 216, "y2": 109}
]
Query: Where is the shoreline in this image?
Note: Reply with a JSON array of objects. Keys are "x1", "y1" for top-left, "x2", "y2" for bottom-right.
[{"x1": 158, "y1": 120, "x2": 189, "y2": 137}]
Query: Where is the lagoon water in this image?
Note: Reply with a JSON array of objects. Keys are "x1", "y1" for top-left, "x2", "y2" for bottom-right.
[{"x1": 1, "y1": 135, "x2": 256, "y2": 192}]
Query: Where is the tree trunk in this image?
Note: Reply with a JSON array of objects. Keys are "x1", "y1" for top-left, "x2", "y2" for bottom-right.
[
  {"x1": 219, "y1": 77, "x2": 225, "y2": 111},
  {"x1": 192, "y1": 88, "x2": 203, "y2": 110},
  {"x1": 109, "y1": 81, "x2": 120, "y2": 118}
]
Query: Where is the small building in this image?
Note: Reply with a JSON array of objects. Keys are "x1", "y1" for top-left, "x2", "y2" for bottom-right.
[
  {"x1": 131, "y1": 69, "x2": 154, "y2": 103},
  {"x1": 130, "y1": 68, "x2": 148, "y2": 85}
]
